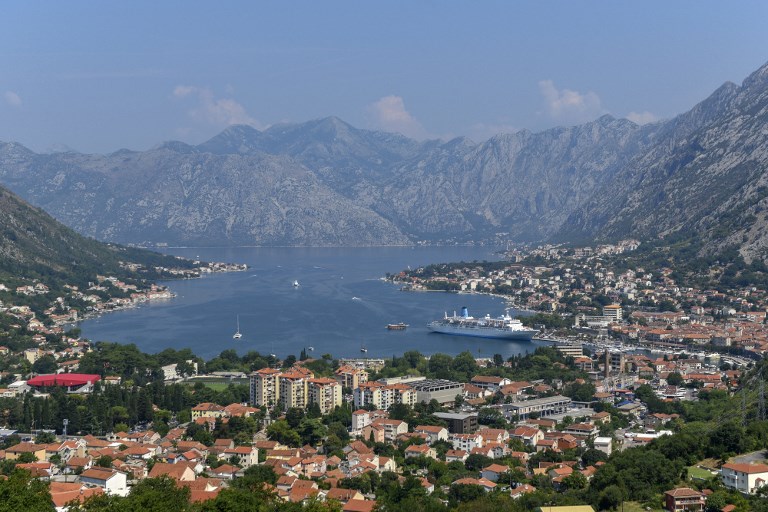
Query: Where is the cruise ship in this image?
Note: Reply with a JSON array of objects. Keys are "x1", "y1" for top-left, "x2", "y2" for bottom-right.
[{"x1": 427, "y1": 307, "x2": 539, "y2": 341}]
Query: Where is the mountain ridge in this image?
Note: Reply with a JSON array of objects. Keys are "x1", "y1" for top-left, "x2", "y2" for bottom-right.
[{"x1": 1, "y1": 60, "x2": 768, "y2": 258}]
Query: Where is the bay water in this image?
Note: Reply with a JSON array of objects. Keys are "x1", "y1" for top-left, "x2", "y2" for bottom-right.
[{"x1": 79, "y1": 246, "x2": 546, "y2": 360}]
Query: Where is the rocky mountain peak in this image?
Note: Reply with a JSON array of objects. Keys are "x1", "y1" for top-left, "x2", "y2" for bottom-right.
[{"x1": 741, "y1": 60, "x2": 768, "y2": 91}]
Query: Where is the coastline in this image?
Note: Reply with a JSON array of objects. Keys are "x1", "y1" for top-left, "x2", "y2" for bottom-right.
[{"x1": 391, "y1": 279, "x2": 536, "y2": 315}]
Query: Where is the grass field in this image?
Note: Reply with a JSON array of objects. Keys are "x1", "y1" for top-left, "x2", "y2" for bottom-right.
[
  {"x1": 197, "y1": 382, "x2": 230, "y2": 391},
  {"x1": 688, "y1": 465, "x2": 717, "y2": 480},
  {"x1": 621, "y1": 502, "x2": 663, "y2": 512},
  {"x1": 184, "y1": 378, "x2": 248, "y2": 391}
]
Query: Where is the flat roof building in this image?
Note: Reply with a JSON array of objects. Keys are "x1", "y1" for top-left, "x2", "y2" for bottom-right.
[
  {"x1": 409, "y1": 379, "x2": 464, "y2": 405},
  {"x1": 502, "y1": 395, "x2": 572, "y2": 420},
  {"x1": 433, "y1": 412, "x2": 479, "y2": 434}
]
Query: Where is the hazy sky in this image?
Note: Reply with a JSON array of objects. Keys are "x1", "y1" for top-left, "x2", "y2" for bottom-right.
[{"x1": 1, "y1": 1, "x2": 767, "y2": 153}]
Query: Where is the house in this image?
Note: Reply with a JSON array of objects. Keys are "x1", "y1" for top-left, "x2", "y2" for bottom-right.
[
  {"x1": 16, "y1": 461, "x2": 54, "y2": 478},
  {"x1": 536, "y1": 439, "x2": 559, "y2": 452},
  {"x1": 477, "y1": 428, "x2": 509, "y2": 444},
  {"x1": 470, "y1": 375, "x2": 512, "y2": 392},
  {"x1": 326, "y1": 488, "x2": 364, "y2": 503},
  {"x1": 562, "y1": 423, "x2": 599, "y2": 437},
  {"x1": 480, "y1": 463, "x2": 510, "y2": 482},
  {"x1": 3, "y1": 442, "x2": 46, "y2": 461},
  {"x1": 414, "y1": 425, "x2": 448, "y2": 444},
  {"x1": 445, "y1": 449, "x2": 468, "y2": 463},
  {"x1": 663, "y1": 487, "x2": 705, "y2": 512},
  {"x1": 510, "y1": 426, "x2": 544, "y2": 447},
  {"x1": 209, "y1": 464, "x2": 240, "y2": 480},
  {"x1": 343, "y1": 499, "x2": 377, "y2": 512},
  {"x1": 45, "y1": 440, "x2": 86, "y2": 462},
  {"x1": 367, "y1": 418, "x2": 407, "y2": 442},
  {"x1": 593, "y1": 437, "x2": 613, "y2": 456},
  {"x1": 404, "y1": 444, "x2": 436, "y2": 459},
  {"x1": 219, "y1": 446, "x2": 259, "y2": 468},
  {"x1": 509, "y1": 483, "x2": 536, "y2": 499},
  {"x1": 50, "y1": 482, "x2": 103, "y2": 512},
  {"x1": 720, "y1": 462, "x2": 768, "y2": 494},
  {"x1": 449, "y1": 432, "x2": 483, "y2": 452},
  {"x1": 148, "y1": 462, "x2": 196, "y2": 481},
  {"x1": 191, "y1": 403, "x2": 226, "y2": 419},
  {"x1": 80, "y1": 467, "x2": 129, "y2": 496},
  {"x1": 452, "y1": 477, "x2": 497, "y2": 492}
]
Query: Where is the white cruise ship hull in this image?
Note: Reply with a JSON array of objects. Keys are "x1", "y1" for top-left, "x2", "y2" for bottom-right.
[{"x1": 427, "y1": 321, "x2": 538, "y2": 341}]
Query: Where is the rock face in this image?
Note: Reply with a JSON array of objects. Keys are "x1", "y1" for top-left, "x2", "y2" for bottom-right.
[
  {"x1": 558, "y1": 62, "x2": 768, "y2": 261},
  {"x1": 1, "y1": 61, "x2": 768, "y2": 255},
  {"x1": 0, "y1": 116, "x2": 649, "y2": 247}
]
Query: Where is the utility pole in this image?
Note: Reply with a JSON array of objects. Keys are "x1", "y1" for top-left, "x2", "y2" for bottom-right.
[
  {"x1": 742, "y1": 387, "x2": 747, "y2": 426},
  {"x1": 759, "y1": 369, "x2": 766, "y2": 422}
]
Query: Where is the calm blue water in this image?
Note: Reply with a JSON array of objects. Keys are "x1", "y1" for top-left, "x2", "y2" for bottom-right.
[{"x1": 79, "y1": 247, "x2": 546, "y2": 360}]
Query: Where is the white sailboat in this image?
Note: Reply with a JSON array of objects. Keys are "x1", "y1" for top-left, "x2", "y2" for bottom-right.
[{"x1": 232, "y1": 315, "x2": 242, "y2": 339}]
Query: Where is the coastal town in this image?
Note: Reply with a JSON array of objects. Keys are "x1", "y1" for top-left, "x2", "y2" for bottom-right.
[
  {"x1": 393, "y1": 239, "x2": 768, "y2": 361},
  {"x1": 0, "y1": 243, "x2": 767, "y2": 510}
]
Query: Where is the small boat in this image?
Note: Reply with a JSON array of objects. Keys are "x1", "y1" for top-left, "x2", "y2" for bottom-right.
[
  {"x1": 307, "y1": 346, "x2": 314, "y2": 351},
  {"x1": 360, "y1": 345, "x2": 368, "y2": 353},
  {"x1": 387, "y1": 323, "x2": 408, "y2": 331},
  {"x1": 352, "y1": 296, "x2": 361, "y2": 301},
  {"x1": 232, "y1": 315, "x2": 242, "y2": 339},
  {"x1": 293, "y1": 280, "x2": 300, "y2": 287}
]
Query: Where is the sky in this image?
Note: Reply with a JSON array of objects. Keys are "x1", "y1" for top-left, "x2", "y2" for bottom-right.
[{"x1": 1, "y1": 1, "x2": 767, "y2": 154}]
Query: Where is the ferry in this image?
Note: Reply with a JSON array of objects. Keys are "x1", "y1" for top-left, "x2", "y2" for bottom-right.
[{"x1": 386, "y1": 323, "x2": 408, "y2": 331}]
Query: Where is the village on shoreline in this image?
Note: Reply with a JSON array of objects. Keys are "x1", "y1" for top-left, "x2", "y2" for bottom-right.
[{"x1": 1, "y1": 242, "x2": 768, "y2": 511}]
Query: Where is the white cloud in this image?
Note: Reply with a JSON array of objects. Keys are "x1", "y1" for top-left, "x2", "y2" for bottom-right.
[
  {"x1": 366, "y1": 95, "x2": 427, "y2": 139},
  {"x1": 173, "y1": 85, "x2": 260, "y2": 128},
  {"x1": 4, "y1": 91, "x2": 22, "y2": 108},
  {"x1": 626, "y1": 110, "x2": 658, "y2": 125},
  {"x1": 538, "y1": 80, "x2": 603, "y2": 123}
]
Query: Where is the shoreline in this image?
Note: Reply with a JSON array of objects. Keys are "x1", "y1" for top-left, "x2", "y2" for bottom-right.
[{"x1": 391, "y1": 279, "x2": 536, "y2": 314}]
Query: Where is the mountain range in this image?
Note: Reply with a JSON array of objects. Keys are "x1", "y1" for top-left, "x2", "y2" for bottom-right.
[{"x1": 1, "y1": 61, "x2": 768, "y2": 260}]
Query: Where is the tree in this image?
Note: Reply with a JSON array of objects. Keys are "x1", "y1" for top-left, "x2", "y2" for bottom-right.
[
  {"x1": 285, "y1": 408, "x2": 305, "y2": 429},
  {"x1": 666, "y1": 372, "x2": 684, "y2": 386},
  {"x1": 123, "y1": 476, "x2": 191, "y2": 511},
  {"x1": 451, "y1": 351, "x2": 479, "y2": 382},
  {"x1": 298, "y1": 418, "x2": 327, "y2": 446},
  {"x1": 267, "y1": 420, "x2": 301, "y2": 447},
  {"x1": 448, "y1": 483, "x2": 485, "y2": 504},
  {"x1": 31, "y1": 355, "x2": 58, "y2": 375},
  {"x1": 34, "y1": 431, "x2": 57, "y2": 444},
  {"x1": 464, "y1": 453, "x2": 492, "y2": 471},
  {"x1": 581, "y1": 448, "x2": 608, "y2": 467},
  {"x1": 96, "y1": 455, "x2": 113, "y2": 468},
  {"x1": 175, "y1": 361, "x2": 195, "y2": 378},
  {"x1": 16, "y1": 452, "x2": 37, "y2": 463},
  {"x1": 562, "y1": 470, "x2": 587, "y2": 490},
  {"x1": 234, "y1": 464, "x2": 278, "y2": 488},
  {"x1": 428, "y1": 354, "x2": 453, "y2": 380},
  {"x1": 599, "y1": 484, "x2": 625, "y2": 511},
  {"x1": 0, "y1": 469, "x2": 53, "y2": 511}
]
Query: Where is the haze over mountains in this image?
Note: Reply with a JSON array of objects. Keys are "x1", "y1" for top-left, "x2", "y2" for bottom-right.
[{"x1": 1, "y1": 62, "x2": 768, "y2": 260}]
